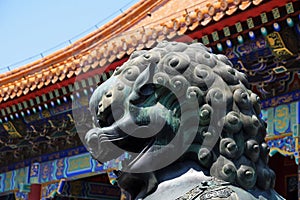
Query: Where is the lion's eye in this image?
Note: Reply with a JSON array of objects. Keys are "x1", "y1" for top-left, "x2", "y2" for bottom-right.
[{"x1": 169, "y1": 57, "x2": 179, "y2": 67}]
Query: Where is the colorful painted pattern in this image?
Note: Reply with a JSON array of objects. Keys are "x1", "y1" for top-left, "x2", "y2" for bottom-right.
[
  {"x1": 262, "y1": 101, "x2": 299, "y2": 136},
  {"x1": 41, "y1": 182, "x2": 59, "y2": 200},
  {"x1": 225, "y1": 36, "x2": 272, "y2": 67},
  {"x1": 261, "y1": 90, "x2": 300, "y2": 109},
  {"x1": 15, "y1": 192, "x2": 29, "y2": 200},
  {"x1": 262, "y1": 101, "x2": 300, "y2": 163},
  {"x1": 0, "y1": 151, "x2": 130, "y2": 194},
  {"x1": 0, "y1": 146, "x2": 87, "y2": 173},
  {"x1": 267, "y1": 136, "x2": 296, "y2": 154}
]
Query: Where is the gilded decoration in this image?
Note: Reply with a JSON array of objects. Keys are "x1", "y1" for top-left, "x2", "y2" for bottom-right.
[
  {"x1": 266, "y1": 32, "x2": 294, "y2": 58},
  {"x1": 2, "y1": 121, "x2": 22, "y2": 138}
]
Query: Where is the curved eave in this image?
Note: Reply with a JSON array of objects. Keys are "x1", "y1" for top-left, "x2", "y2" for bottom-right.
[
  {"x1": 0, "y1": 0, "x2": 296, "y2": 106},
  {"x1": 0, "y1": 0, "x2": 163, "y2": 84}
]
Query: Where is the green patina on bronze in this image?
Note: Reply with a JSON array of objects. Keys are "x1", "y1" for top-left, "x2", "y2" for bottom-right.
[{"x1": 84, "y1": 41, "x2": 284, "y2": 200}]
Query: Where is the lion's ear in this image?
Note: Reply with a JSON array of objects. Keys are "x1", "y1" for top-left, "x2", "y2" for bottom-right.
[{"x1": 130, "y1": 63, "x2": 156, "y2": 103}]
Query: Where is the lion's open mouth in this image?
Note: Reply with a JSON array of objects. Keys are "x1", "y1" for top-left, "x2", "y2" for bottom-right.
[
  {"x1": 97, "y1": 106, "x2": 113, "y2": 127},
  {"x1": 87, "y1": 77, "x2": 182, "y2": 166},
  {"x1": 97, "y1": 105, "x2": 124, "y2": 128}
]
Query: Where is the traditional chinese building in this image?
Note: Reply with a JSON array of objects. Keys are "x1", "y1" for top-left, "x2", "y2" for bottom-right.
[{"x1": 0, "y1": 0, "x2": 299, "y2": 199}]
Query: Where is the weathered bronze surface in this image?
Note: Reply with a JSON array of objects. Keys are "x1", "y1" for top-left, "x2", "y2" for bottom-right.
[{"x1": 84, "y1": 41, "x2": 284, "y2": 200}]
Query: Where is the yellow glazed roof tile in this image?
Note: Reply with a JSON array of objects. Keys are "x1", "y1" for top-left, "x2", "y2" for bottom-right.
[{"x1": 0, "y1": 0, "x2": 266, "y2": 104}]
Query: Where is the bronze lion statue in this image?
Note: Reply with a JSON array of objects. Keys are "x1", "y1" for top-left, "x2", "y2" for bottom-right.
[{"x1": 84, "y1": 41, "x2": 284, "y2": 199}]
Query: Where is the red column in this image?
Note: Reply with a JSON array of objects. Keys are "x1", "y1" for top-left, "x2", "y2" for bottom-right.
[
  {"x1": 28, "y1": 184, "x2": 41, "y2": 200},
  {"x1": 298, "y1": 164, "x2": 300, "y2": 200}
]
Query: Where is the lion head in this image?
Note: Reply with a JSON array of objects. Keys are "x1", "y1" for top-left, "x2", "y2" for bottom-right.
[{"x1": 84, "y1": 41, "x2": 276, "y2": 199}]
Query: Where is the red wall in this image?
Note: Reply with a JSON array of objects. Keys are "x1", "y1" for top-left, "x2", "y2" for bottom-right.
[
  {"x1": 269, "y1": 154, "x2": 298, "y2": 199},
  {"x1": 28, "y1": 184, "x2": 41, "y2": 200}
]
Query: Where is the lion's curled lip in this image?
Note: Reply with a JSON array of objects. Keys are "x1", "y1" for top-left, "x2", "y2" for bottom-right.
[
  {"x1": 85, "y1": 103, "x2": 178, "y2": 166},
  {"x1": 85, "y1": 126, "x2": 129, "y2": 162}
]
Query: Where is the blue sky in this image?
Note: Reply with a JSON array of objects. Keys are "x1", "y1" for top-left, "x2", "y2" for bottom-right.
[{"x1": 0, "y1": 0, "x2": 140, "y2": 73}]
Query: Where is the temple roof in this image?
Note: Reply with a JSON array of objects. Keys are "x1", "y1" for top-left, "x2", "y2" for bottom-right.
[
  {"x1": 0, "y1": 0, "x2": 269, "y2": 105},
  {"x1": 0, "y1": 0, "x2": 299, "y2": 169}
]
